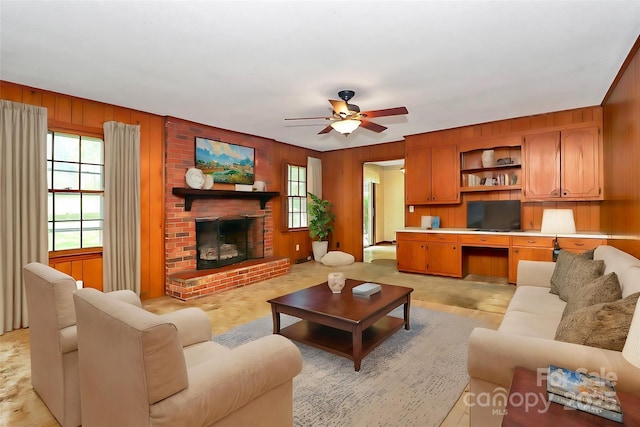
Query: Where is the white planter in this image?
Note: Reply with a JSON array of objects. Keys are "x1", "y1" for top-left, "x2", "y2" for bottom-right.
[{"x1": 312, "y1": 241, "x2": 329, "y2": 261}]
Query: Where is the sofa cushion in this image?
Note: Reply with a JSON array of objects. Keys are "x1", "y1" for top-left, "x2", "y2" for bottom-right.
[
  {"x1": 498, "y1": 310, "x2": 563, "y2": 340},
  {"x1": 555, "y1": 292, "x2": 640, "y2": 351},
  {"x1": 506, "y1": 286, "x2": 567, "y2": 317},
  {"x1": 562, "y1": 272, "x2": 622, "y2": 318},
  {"x1": 550, "y1": 250, "x2": 604, "y2": 301}
]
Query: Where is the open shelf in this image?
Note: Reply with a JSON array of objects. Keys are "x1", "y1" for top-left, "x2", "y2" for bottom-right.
[{"x1": 172, "y1": 188, "x2": 280, "y2": 211}]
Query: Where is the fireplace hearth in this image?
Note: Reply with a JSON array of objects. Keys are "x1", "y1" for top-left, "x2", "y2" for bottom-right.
[{"x1": 195, "y1": 215, "x2": 265, "y2": 270}]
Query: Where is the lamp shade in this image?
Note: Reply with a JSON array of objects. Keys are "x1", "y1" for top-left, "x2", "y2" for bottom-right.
[
  {"x1": 540, "y1": 209, "x2": 576, "y2": 234},
  {"x1": 622, "y1": 300, "x2": 640, "y2": 369},
  {"x1": 331, "y1": 119, "x2": 360, "y2": 135}
]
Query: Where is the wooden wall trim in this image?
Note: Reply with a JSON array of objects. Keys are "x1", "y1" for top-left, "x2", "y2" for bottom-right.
[{"x1": 602, "y1": 35, "x2": 640, "y2": 105}]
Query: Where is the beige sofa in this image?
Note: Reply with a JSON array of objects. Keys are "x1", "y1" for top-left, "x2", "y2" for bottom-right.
[
  {"x1": 467, "y1": 245, "x2": 640, "y2": 426},
  {"x1": 23, "y1": 262, "x2": 141, "y2": 427},
  {"x1": 73, "y1": 287, "x2": 303, "y2": 427}
]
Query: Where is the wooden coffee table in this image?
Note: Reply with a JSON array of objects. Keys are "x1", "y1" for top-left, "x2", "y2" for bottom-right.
[{"x1": 267, "y1": 279, "x2": 413, "y2": 371}]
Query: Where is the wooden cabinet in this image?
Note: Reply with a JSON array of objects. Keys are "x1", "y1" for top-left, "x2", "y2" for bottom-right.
[
  {"x1": 405, "y1": 142, "x2": 459, "y2": 204},
  {"x1": 460, "y1": 145, "x2": 522, "y2": 192},
  {"x1": 396, "y1": 232, "x2": 427, "y2": 273},
  {"x1": 509, "y1": 236, "x2": 554, "y2": 283},
  {"x1": 523, "y1": 127, "x2": 602, "y2": 201},
  {"x1": 426, "y1": 234, "x2": 461, "y2": 277}
]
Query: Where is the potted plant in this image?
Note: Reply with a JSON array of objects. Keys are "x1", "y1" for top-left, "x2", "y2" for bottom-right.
[{"x1": 308, "y1": 192, "x2": 336, "y2": 261}]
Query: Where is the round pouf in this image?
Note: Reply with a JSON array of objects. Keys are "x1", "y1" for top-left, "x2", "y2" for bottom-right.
[{"x1": 319, "y1": 251, "x2": 355, "y2": 267}]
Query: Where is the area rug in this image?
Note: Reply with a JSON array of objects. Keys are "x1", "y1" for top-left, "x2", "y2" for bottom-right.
[{"x1": 213, "y1": 306, "x2": 485, "y2": 427}]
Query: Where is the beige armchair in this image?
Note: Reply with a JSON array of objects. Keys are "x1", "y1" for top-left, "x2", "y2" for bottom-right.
[
  {"x1": 73, "y1": 287, "x2": 303, "y2": 427},
  {"x1": 22, "y1": 262, "x2": 140, "y2": 427}
]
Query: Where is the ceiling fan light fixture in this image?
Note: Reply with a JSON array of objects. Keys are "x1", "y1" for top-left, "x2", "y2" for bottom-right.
[{"x1": 331, "y1": 119, "x2": 361, "y2": 135}]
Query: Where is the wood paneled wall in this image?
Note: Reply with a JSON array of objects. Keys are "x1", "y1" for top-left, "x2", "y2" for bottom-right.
[
  {"x1": 1, "y1": 81, "x2": 165, "y2": 299},
  {"x1": 321, "y1": 141, "x2": 406, "y2": 261},
  {"x1": 404, "y1": 107, "x2": 604, "y2": 234},
  {"x1": 602, "y1": 36, "x2": 640, "y2": 258}
]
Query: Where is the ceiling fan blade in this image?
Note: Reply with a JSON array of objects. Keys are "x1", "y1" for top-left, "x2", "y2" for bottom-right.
[
  {"x1": 284, "y1": 116, "x2": 331, "y2": 121},
  {"x1": 360, "y1": 120, "x2": 387, "y2": 133},
  {"x1": 329, "y1": 99, "x2": 349, "y2": 115},
  {"x1": 361, "y1": 106, "x2": 409, "y2": 118},
  {"x1": 318, "y1": 125, "x2": 334, "y2": 134}
]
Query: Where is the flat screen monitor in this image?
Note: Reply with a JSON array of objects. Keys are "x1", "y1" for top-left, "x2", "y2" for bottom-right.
[{"x1": 467, "y1": 200, "x2": 521, "y2": 231}]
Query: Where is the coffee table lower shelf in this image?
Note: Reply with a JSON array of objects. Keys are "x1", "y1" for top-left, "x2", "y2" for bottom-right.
[{"x1": 278, "y1": 316, "x2": 405, "y2": 366}]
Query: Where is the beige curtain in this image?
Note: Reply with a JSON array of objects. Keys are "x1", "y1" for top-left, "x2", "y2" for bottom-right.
[
  {"x1": 307, "y1": 156, "x2": 322, "y2": 198},
  {"x1": 0, "y1": 100, "x2": 48, "y2": 334},
  {"x1": 103, "y1": 122, "x2": 140, "y2": 294}
]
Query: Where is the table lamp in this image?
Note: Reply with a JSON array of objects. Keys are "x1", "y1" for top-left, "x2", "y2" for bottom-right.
[
  {"x1": 541, "y1": 209, "x2": 576, "y2": 261},
  {"x1": 622, "y1": 301, "x2": 640, "y2": 369},
  {"x1": 540, "y1": 209, "x2": 576, "y2": 234}
]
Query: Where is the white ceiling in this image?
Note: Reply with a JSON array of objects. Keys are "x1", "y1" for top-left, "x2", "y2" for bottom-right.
[{"x1": 1, "y1": 1, "x2": 639, "y2": 152}]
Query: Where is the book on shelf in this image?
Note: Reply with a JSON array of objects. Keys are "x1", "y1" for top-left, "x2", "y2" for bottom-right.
[{"x1": 546, "y1": 365, "x2": 623, "y2": 422}]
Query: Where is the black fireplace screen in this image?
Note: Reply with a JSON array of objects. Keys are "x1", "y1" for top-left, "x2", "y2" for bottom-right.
[{"x1": 195, "y1": 215, "x2": 265, "y2": 270}]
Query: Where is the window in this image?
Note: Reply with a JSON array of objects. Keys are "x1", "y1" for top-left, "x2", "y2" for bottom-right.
[
  {"x1": 47, "y1": 131, "x2": 104, "y2": 251},
  {"x1": 287, "y1": 164, "x2": 307, "y2": 229}
]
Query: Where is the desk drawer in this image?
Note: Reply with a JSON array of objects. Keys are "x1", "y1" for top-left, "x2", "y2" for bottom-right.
[
  {"x1": 427, "y1": 233, "x2": 459, "y2": 243},
  {"x1": 460, "y1": 234, "x2": 510, "y2": 247},
  {"x1": 557, "y1": 238, "x2": 606, "y2": 252},
  {"x1": 511, "y1": 236, "x2": 554, "y2": 248},
  {"x1": 396, "y1": 232, "x2": 427, "y2": 242}
]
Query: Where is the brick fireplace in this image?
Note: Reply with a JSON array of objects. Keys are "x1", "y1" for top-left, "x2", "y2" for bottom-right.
[{"x1": 164, "y1": 117, "x2": 289, "y2": 300}]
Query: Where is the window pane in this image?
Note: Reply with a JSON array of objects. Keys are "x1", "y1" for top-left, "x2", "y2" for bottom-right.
[
  {"x1": 47, "y1": 132, "x2": 53, "y2": 160},
  {"x1": 52, "y1": 161, "x2": 79, "y2": 190},
  {"x1": 48, "y1": 193, "x2": 53, "y2": 221},
  {"x1": 82, "y1": 194, "x2": 103, "y2": 220},
  {"x1": 81, "y1": 136, "x2": 104, "y2": 164},
  {"x1": 80, "y1": 164, "x2": 103, "y2": 190},
  {"x1": 291, "y1": 182, "x2": 299, "y2": 197},
  {"x1": 82, "y1": 220, "x2": 103, "y2": 247},
  {"x1": 54, "y1": 221, "x2": 81, "y2": 250},
  {"x1": 291, "y1": 166, "x2": 298, "y2": 181},
  {"x1": 291, "y1": 197, "x2": 300, "y2": 213},
  {"x1": 47, "y1": 160, "x2": 53, "y2": 189},
  {"x1": 299, "y1": 168, "x2": 306, "y2": 182},
  {"x1": 300, "y1": 182, "x2": 306, "y2": 195},
  {"x1": 48, "y1": 222, "x2": 53, "y2": 251},
  {"x1": 292, "y1": 213, "x2": 300, "y2": 228},
  {"x1": 53, "y1": 133, "x2": 80, "y2": 162},
  {"x1": 54, "y1": 193, "x2": 81, "y2": 220}
]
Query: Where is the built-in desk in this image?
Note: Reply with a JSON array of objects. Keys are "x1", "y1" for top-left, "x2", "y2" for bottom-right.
[{"x1": 395, "y1": 228, "x2": 607, "y2": 283}]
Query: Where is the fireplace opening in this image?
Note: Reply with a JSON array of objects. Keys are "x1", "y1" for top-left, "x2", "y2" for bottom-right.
[{"x1": 195, "y1": 215, "x2": 265, "y2": 270}]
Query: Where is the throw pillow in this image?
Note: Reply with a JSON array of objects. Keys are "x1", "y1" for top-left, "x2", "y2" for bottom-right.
[
  {"x1": 562, "y1": 272, "x2": 622, "y2": 318},
  {"x1": 550, "y1": 250, "x2": 604, "y2": 301},
  {"x1": 555, "y1": 292, "x2": 640, "y2": 351}
]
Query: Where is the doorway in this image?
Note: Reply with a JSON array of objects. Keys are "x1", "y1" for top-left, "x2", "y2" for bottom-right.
[{"x1": 363, "y1": 160, "x2": 404, "y2": 263}]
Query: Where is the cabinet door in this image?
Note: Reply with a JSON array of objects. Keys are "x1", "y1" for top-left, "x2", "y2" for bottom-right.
[
  {"x1": 523, "y1": 132, "x2": 561, "y2": 200},
  {"x1": 405, "y1": 146, "x2": 431, "y2": 204},
  {"x1": 426, "y1": 242, "x2": 461, "y2": 277},
  {"x1": 430, "y1": 144, "x2": 459, "y2": 203},
  {"x1": 561, "y1": 127, "x2": 601, "y2": 199},
  {"x1": 396, "y1": 239, "x2": 427, "y2": 273},
  {"x1": 509, "y1": 246, "x2": 553, "y2": 283}
]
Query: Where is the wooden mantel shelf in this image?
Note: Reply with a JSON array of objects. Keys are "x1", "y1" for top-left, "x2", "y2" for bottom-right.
[{"x1": 172, "y1": 188, "x2": 280, "y2": 211}]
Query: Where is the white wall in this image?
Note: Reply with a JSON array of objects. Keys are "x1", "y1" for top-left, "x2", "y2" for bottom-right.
[{"x1": 382, "y1": 168, "x2": 405, "y2": 242}]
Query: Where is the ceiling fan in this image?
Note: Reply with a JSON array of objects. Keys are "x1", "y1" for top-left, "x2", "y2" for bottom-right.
[{"x1": 285, "y1": 90, "x2": 409, "y2": 136}]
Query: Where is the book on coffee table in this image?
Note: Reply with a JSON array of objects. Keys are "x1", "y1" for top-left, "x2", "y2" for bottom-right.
[{"x1": 352, "y1": 282, "x2": 382, "y2": 297}]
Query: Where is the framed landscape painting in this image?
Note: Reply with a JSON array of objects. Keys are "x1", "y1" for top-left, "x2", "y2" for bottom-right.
[{"x1": 195, "y1": 137, "x2": 255, "y2": 185}]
